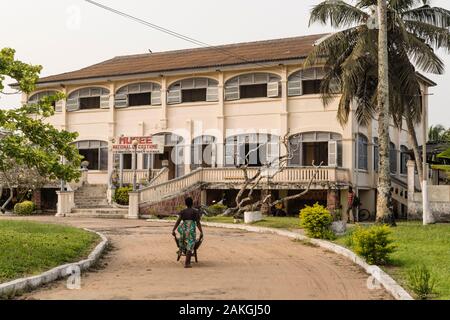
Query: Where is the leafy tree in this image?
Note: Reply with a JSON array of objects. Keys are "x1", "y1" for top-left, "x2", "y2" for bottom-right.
[
  {"x1": 0, "y1": 48, "x2": 82, "y2": 210},
  {"x1": 306, "y1": 0, "x2": 449, "y2": 222}
]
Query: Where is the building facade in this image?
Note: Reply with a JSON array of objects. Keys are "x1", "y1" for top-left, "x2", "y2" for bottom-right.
[{"x1": 25, "y1": 34, "x2": 433, "y2": 217}]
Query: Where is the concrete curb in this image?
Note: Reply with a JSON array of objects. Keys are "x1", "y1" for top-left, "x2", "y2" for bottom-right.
[
  {"x1": 147, "y1": 219, "x2": 413, "y2": 300},
  {"x1": 0, "y1": 228, "x2": 108, "y2": 299}
]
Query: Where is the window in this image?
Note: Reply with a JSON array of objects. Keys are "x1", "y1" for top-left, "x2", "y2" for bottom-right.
[
  {"x1": 80, "y1": 96, "x2": 100, "y2": 110},
  {"x1": 75, "y1": 140, "x2": 108, "y2": 171},
  {"x1": 167, "y1": 78, "x2": 218, "y2": 104},
  {"x1": 225, "y1": 134, "x2": 279, "y2": 168},
  {"x1": 67, "y1": 87, "x2": 110, "y2": 111},
  {"x1": 288, "y1": 132, "x2": 342, "y2": 167},
  {"x1": 128, "y1": 93, "x2": 151, "y2": 106},
  {"x1": 288, "y1": 67, "x2": 328, "y2": 96},
  {"x1": 400, "y1": 145, "x2": 410, "y2": 175},
  {"x1": 374, "y1": 138, "x2": 379, "y2": 172},
  {"x1": 240, "y1": 84, "x2": 268, "y2": 99},
  {"x1": 115, "y1": 82, "x2": 161, "y2": 108},
  {"x1": 122, "y1": 154, "x2": 137, "y2": 170},
  {"x1": 28, "y1": 91, "x2": 59, "y2": 110},
  {"x1": 182, "y1": 88, "x2": 207, "y2": 103},
  {"x1": 224, "y1": 73, "x2": 280, "y2": 101},
  {"x1": 191, "y1": 136, "x2": 216, "y2": 170},
  {"x1": 390, "y1": 143, "x2": 398, "y2": 174},
  {"x1": 302, "y1": 80, "x2": 322, "y2": 95},
  {"x1": 356, "y1": 134, "x2": 368, "y2": 170}
]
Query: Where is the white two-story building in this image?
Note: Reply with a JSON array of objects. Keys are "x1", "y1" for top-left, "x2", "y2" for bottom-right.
[{"x1": 25, "y1": 34, "x2": 434, "y2": 218}]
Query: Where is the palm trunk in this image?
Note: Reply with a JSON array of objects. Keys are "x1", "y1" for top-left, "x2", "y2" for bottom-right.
[
  {"x1": 406, "y1": 116, "x2": 423, "y2": 184},
  {"x1": 376, "y1": 0, "x2": 392, "y2": 223}
]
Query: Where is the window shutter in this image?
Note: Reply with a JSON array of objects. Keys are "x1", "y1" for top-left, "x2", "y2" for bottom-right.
[
  {"x1": 267, "y1": 82, "x2": 280, "y2": 98},
  {"x1": 224, "y1": 143, "x2": 236, "y2": 167},
  {"x1": 328, "y1": 140, "x2": 337, "y2": 167},
  {"x1": 55, "y1": 100, "x2": 63, "y2": 112},
  {"x1": 115, "y1": 94, "x2": 128, "y2": 108},
  {"x1": 302, "y1": 68, "x2": 317, "y2": 81},
  {"x1": 100, "y1": 94, "x2": 110, "y2": 109},
  {"x1": 266, "y1": 141, "x2": 279, "y2": 167},
  {"x1": 66, "y1": 98, "x2": 79, "y2": 112},
  {"x1": 151, "y1": 90, "x2": 162, "y2": 105},
  {"x1": 288, "y1": 80, "x2": 302, "y2": 96},
  {"x1": 167, "y1": 88, "x2": 181, "y2": 104},
  {"x1": 206, "y1": 87, "x2": 219, "y2": 102},
  {"x1": 225, "y1": 86, "x2": 239, "y2": 101}
]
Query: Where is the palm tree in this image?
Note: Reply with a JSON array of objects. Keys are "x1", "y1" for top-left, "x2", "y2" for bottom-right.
[
  {"x1": 428, "y1": 124, "x2": 447, "y2": 142},
  {"x1": 306, "y1": 0, "x2": 449, "y2": 221}
]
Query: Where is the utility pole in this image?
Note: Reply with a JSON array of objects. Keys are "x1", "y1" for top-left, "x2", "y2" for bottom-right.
[{"x1": 375, "y1": 0, "x2": 392, "y2": 222}]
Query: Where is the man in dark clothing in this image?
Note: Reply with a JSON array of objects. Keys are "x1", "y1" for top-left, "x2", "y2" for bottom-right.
[{"x1": 172, "y1": 197, "x2": 204, "y2": 268}]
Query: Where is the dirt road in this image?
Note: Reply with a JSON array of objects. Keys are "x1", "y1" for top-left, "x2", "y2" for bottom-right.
[{"x1": 5, "y1": 217, "x2": 390, "y2": 300}]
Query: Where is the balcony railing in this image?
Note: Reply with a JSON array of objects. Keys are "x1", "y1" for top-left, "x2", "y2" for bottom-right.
[{"x1": 139, "y1": 166, "x2": 350, "y2": 204}]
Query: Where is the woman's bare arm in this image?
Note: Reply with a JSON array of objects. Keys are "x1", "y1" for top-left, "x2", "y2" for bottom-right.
[{"x1": 172, "y1": 216, "x2": 182, "y2": 236}]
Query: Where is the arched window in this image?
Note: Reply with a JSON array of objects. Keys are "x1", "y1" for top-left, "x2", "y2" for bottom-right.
[
  {"x1": 225, "y1": 73, "x2": 281, "y2": 101},
  {"x1": 289, "y1": 132, "x2": 342, "y2": 167},
  {"x1": 191, "y1": 135, "x2": 216, "y2": 170},
  {"x1": 167, "y1": 78, "x2": 218, "y2": 104},
  {"x1": 225, "y1": 134, "x2": 279, "y2": 167},
  {"x1": 400, "y1": 145, "x2": 410, "y2": 175},
  {"x1": 390, "y1": 142, "x2": 398, "y2": 174},
  {"x1": 115, "y1": 82, "x2": 161, "y2": 108},
  {"x1": 67, "y1": 87, "x2": 110, "y2": 111},
  {"x1": 288, "y1": 67, "x2": 325, "y2": 96},
  {"x1": 373, "y1": 137, "x2": 379, "y2": 172},
  {"x1": 356, "y1": 134, "x2": 369, "y2": 170},
  {"x1": 28, "y1": 90, "x2": 62, "y2": 112},
  {"x1": 74, "y1": 140, "x2": 108, "y2": 171}
]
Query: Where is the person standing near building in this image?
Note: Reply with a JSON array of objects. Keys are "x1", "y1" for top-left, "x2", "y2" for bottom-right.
[{"x1": 347, "y1": 186, "x2": 356, "y2": 223}]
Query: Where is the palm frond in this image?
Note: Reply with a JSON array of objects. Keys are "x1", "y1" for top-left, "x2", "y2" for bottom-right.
[
  {"x1": 404, "y1": 31, "x2": 445, "y2": 74},
  {"x1": 309, "y1": 0, "x2": 369, "y2": 28},
  {"x1": 403, "y1": 20, "x2": 450, "y2": 52},
  {"x1": 401, "y1": 5, "x2": 450, "y2": 28}
]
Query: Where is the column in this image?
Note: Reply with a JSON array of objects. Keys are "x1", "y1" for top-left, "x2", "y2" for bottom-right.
[
  {"x1": 280, "y1": 66, "x2": 289, "y2": 157},
  {"x1": 128, "y1": 191, "x2": 140, "y2": 219},
  {"x1": 61, "y1": 87, "x2": 68, "y2": 131},
  {"x1": 216, "y1": 72, "x2": 225, "y2": 167},
  {"x1": 160, "y1": 77, "x2": 168, "y2": 130},
  {"x1": 407, "y1": 160, "x2": 416, "y2": 210}
]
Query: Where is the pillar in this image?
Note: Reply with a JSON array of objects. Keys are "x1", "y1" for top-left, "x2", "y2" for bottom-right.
[
  {"x1": 217, "y1": 72, "x2": 225, "y2": 167},
  {"x1": 128, "y1": 191, "x2": 140, "y2": 219},
  {"x1": 201, "y1": 189, "x2": 207, "y2": 206},
  {"x1": 32, "y1": 190, "x2": 42, "y2": 212},
  {"x1": 327, "y1": 189, "x2": 340, "y2": 215},
  {"x1": 160, "y1": 77, "x2": 168, "y2": 130},
  {"x1": 56, "y1": 191, "x2": 75, "y2": 217},
  {"x1": 407, "y1": 160, "x2": 416, "y2": 215},
  {"x1": 280, "y1": 66, "x2": 289, "y2": 156}
]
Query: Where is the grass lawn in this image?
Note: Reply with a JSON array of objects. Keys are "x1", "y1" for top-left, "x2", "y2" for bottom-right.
[
  {"x1": 163, "y1": 215, "x2": 302, "y2": 230},
  {"x1": 335, "y1": 222, "x2": 450, "y2": 300},
  {"x1": 0, "y1": 220, "x2": 100, "y2": 283}
]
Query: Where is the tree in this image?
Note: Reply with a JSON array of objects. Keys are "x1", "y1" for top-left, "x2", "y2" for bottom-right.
[
  {"x1": 306, "y1": 0, "x2": 449, "y2": 221},
  {"x1": 428, "y1": 124, "x2": 449, "y2": 142},
  {"x1": 227, "y1": 133, "x2": 324, "y2": 218},
  {"x1": 0, "y1": 48, "x2": 82, "y2": 211}
]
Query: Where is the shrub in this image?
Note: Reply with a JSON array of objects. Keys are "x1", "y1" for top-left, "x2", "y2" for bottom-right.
[
  {"x1": 113, "y1": 186, "x2": 132, "y2": 205},
  {"x1": 351, "y1": 225, "x2": 396, "y2": 265},
  {"x1": 407, "y1": 264, "x2": 437, "y2": 300},
  {"x1": 206, "y1": 203, "x2": 228, "y2": 216},
  {"x1": 299, "y1": 203, "x2": 335, "y2": 240},
  {"x1": 14, "y1": 201, "x2": 35, "y2": 216}
]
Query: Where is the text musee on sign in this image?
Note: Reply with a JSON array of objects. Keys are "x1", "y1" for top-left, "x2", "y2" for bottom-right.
[{"x1": 112, "y1": 136, "x2": 165, "y2": 154}]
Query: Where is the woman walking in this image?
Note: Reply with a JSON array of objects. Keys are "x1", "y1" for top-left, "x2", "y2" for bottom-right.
[{"x1": 172, "y1": 197, "x2": 204, "y2": 268}]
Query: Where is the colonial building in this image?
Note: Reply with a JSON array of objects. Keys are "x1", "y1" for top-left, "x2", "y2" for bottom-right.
[{"x1": 24, "y1": 34, "x2": 434, "y2": 218}]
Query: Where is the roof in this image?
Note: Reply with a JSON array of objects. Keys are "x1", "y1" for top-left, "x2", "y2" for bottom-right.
[{"x1": 35, "y1": 34, "x2": 328, "y2": 84}]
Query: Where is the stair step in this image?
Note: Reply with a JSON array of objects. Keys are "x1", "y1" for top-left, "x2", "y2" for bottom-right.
[{"x1": 68, "y1": 207, "x2": 128, "y2": 219}]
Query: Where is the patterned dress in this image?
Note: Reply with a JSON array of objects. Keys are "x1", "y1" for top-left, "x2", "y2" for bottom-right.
[
  {"x1": 176, "y1": 208, "x2": 200, "y2": 255},
  {"x1": 177, "y1": 220, "x2": 197, "y2": 255}
]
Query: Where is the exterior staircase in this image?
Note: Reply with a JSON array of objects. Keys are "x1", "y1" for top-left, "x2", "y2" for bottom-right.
[{"x1": 67, "y1": 184, "x2": 127, "y2": 219}]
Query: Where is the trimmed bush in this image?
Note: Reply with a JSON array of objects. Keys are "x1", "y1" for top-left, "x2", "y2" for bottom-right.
[
  {"x1": 113, "y1": 186, "x2": 132, "y2": 205},
  {"x1": 299, "y1": 203, "x2": 335, "y2": 240},
  {"x1": 407, "y1": 264, "x2": 437, "y2": 300},
  {"x1": 351, "y1": 225, "x2": 396, "y2": 265},
  {"x1": 206, "y1": 203, "x2": 228, "y2": 216},
  {"x1": 14, "y1": 201, "x2": 35, "y2": 216}
]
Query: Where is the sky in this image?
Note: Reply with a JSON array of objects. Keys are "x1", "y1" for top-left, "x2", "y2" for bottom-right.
[{"x1": 1, "y1": 0, "x2": 449, "y2": 126}]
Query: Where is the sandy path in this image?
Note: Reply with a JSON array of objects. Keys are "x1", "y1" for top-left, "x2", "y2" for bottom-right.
[{"x1": 3, "y1": 216, "x2": 390, "y2": 300}]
